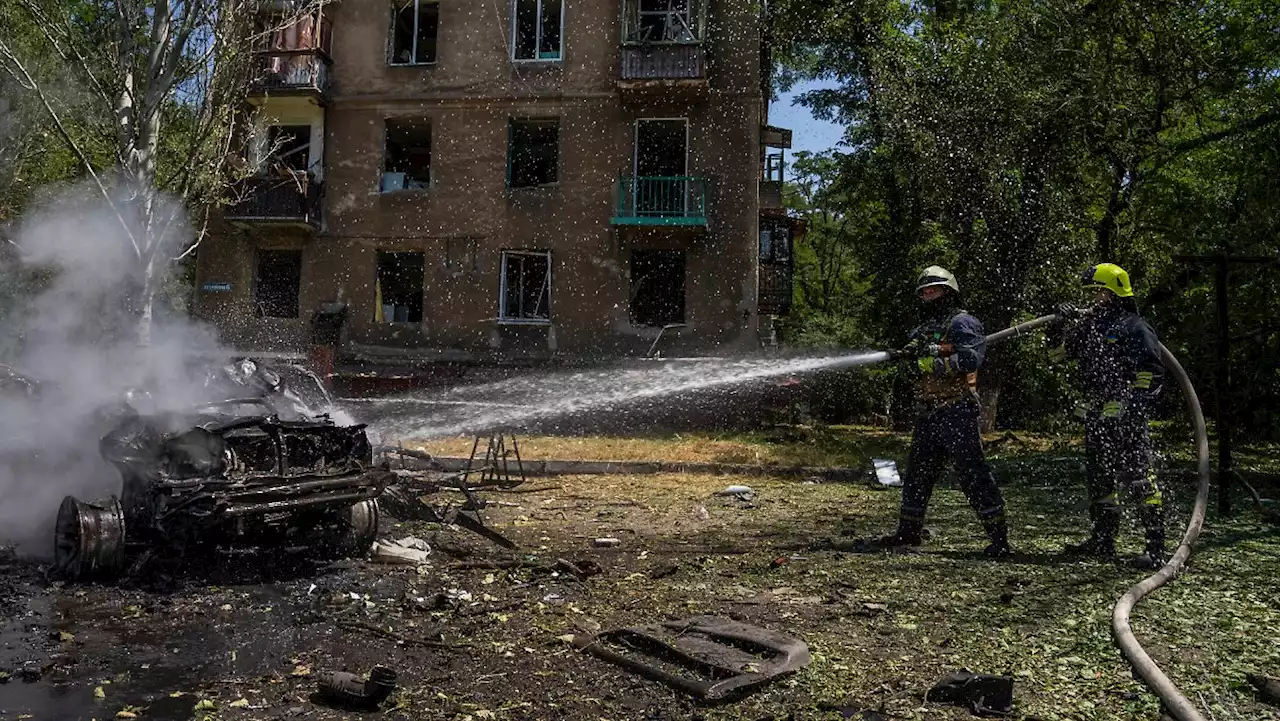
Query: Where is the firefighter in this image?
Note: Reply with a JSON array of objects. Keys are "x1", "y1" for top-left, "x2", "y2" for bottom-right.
[
  {"x1": 877, "y1": 266, "x2": 1010, "y2": 557},
  {"x1": 1049, "y1": 262, "x2": 1167, "y2": 569}
]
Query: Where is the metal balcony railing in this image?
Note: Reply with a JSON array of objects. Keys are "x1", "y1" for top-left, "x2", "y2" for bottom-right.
[
  {"x1": 250, "y1": 50, "x2": 330, "y2": 96},
  {"x1": 225, "y1": 174, "x2": 322, "y2": 227},
  {"x1": 620, "y1": 44, "x2": 706, "y2": 81},
  {"x1": 611, "y1": 176, "x2": 708, "y2": 226}
]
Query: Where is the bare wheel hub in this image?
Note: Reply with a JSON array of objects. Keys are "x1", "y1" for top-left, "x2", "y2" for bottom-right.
[{"x1": 54, "y1": 495, "x2": 126, "y2": 580}]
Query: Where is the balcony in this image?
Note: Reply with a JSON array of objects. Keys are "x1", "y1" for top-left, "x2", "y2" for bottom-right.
[
  {"x1": 760, "y1": 152, "x2": 785, "y2": 210},
  {"x1": 249, "y1": 50, "x2": 331, "y2": 103},
  {"x1": 225, "y1": 174, "x2": 322, "y2": 229},
  {"x1": 618, "y1": 0, "x2": 708, "y2": 102},
  {"x1": 611, "y1": 176, "x2": 708, "y2": 227}
]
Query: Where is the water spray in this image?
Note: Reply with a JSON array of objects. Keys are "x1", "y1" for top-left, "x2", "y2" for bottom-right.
[{"x1": 879, "y1": 313, "x2": 1210, "y2": 721}]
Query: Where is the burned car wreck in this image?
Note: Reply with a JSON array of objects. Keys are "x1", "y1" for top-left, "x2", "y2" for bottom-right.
[{"x1": 54, "y1": 359, "x2": 392, "y2": 580}]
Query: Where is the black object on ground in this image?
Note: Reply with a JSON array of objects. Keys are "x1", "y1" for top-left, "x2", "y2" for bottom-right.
[
  {"x1": 1247, "y1": 672, "x2": 1280, "y2": 705},
  {"x1": 315, "y1": 665, "x2": 397, "y2": 709},
  {"x1": 925, "y1": 669, "x2": 1014, "y2": 716},
  {"x1": 573, "y1": 615, "x2": 810, "y2": 700}
]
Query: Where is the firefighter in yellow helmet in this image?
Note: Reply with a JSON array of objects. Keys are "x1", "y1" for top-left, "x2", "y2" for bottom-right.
[
  {"x1": 873, "y1": 266, "x2": 1011, "y2": 557},
  {"x1": 1048, "y1": 263, "x2": 1167, "y2": 569}
]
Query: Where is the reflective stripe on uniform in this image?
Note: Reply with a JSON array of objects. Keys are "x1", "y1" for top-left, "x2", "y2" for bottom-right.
[
  {"x1": 1102, "y1": 400, "x2": 1125, "y2": 418},
  {"x1": 1131, "y1": 371, "x2": 1153, "y2": 389}
]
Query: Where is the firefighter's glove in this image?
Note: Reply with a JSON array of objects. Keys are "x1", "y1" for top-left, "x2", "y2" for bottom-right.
[
  {"x1": 1101, "y1": 400, "x2": 1127, "y2": 419},
  {"x1": 1054, "y1": 302, "x2": 1085, "y2": 321},
  {"x1": 920, "y1": 342, "x2": 943, "y2": 357}
]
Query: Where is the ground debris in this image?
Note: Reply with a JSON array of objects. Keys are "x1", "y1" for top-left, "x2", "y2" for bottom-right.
[
  {"x1": 574, "y1": 615, "x2": 810, "y2": 700},
  {"x1": 372, "y1": 536, "x2": 432, "y2": 565}
]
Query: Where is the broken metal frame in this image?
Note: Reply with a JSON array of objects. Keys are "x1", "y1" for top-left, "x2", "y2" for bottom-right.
[{"x1": 573, "y1": 615, "x2": 811, "y2": 700}]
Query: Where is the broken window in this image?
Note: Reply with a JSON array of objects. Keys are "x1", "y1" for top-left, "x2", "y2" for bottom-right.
[
  {"x1": 507, "y1": 119, "x2": 559, "y2": 187},
  {"x1": 376, "y1": 251, "x2": 425, "y2": 324},
  {"x1": 382, "y1": 120, "x2": 431, "y2": 191},
  {"x1": 512, "y1": 0, "x2": 562, "y2": 61},
  {"x1": 759, "y1": 218, "x2": 791, "y2": 264},
  {"x1": 264, "y1": 125, "x2": 311, "y2": 174},
  {"x1": 391, "y1": 0, "x2": 439, "y2": 65},
  {"x1": 630, "y1": 250, "x2": 685, "y2": 326},
  {"x1": 500, "y1": 250, "x2": 551, "y2": 322},
  {"x1": 634, "y1": 0, "x2": 697, "y2": 42},
  {"x1": 254, "y1": 250, "x2": 302, "y2": 319}
]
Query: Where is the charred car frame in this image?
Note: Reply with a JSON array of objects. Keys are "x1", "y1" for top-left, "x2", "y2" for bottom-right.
[{"x1": 50, "y1": 360, "x2": 392, "y2": 580}]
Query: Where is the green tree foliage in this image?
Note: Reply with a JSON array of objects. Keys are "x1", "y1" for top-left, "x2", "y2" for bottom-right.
[{"x1": 772, "y1": 0, "x2": 1280, "y2": 433}]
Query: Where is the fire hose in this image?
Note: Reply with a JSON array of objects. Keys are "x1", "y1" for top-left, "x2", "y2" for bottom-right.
[{"x1": 909, "y1": 314, "x2": 1212, "y2": 721}]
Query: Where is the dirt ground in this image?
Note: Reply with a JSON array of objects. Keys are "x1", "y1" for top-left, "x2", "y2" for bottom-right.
[{"x1": 2, "y1": 434, "x2": 1279, "y2": 721}]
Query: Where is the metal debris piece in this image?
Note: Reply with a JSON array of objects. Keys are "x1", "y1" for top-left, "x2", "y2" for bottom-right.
[
  {"x1": 593, "y1": 537, "x2": 621, "y2": 548},
  {"x1": 316, "y1": 666, "x2": 397, "y2": 709},
  {"x1": 926, "y1": 670, "x2": 1014, "y2": 716},
  {"x1": 573, "y1": 615, "x2": 811, "y2": 700}
]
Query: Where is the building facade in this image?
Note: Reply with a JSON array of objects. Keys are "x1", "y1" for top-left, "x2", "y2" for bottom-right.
[{"x1": 194, "y1": 0, "x2": 797, "y2": 364}]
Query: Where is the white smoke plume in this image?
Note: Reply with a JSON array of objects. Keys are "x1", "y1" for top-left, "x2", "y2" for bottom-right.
[{"x1": 0, "y1": 185, "x2": 225, "y2": 556}]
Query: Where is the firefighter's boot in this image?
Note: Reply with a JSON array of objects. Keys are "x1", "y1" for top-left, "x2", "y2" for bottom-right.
[
  {"x1": 1132, "y1": 505, "x2": 1167, "y2": 570},
  {"x1": 1064, "y1": 508, "x2": 1118, "y2": 558},
  {"x1": 982, "y1": 517, "x2": 1011, "y2": 559}
]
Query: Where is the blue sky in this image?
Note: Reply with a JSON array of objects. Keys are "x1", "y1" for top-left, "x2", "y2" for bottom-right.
[{"x1": 767, "y1": 79, "x2": 845, "y2": 156}]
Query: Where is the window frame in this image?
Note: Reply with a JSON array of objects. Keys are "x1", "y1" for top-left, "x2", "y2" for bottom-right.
[
  {"x1": 389, "y1": 0, "x2": 440, "y2": 67},
  {"x1": 375, "y1": 250, "x2": 427, "y2": 325},
  {"x1": 506, "y1": 117, "x2": 561, "y2": 188},
  {"x1": 253, "y1": 249, "x2": 303, "y2": 320},
  {"x1": 510, "y1": 0, "x2": 565, "y2": 63},
  {"x1": 498, "y1": 250, "x2": 553, "y2": 324},
  {"x1": 381, "y1": 119, "x2": 432, "y2": 193}
]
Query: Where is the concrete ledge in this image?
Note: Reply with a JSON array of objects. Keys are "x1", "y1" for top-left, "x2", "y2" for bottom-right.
[{"x1": 431, "y1": 456, "x2": 863, "y2": 481}]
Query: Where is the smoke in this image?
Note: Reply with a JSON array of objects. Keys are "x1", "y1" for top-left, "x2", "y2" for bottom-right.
[{"x1": 0, "y1": 185, "x2": 225, "y2": 556}]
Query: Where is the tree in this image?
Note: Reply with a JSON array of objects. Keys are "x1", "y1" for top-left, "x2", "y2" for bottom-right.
[
  {"x1": 0, "y1": 0, "x2": 325, "y2": 343},
  {"x1": 769, "y1": 0, "x2": 1280, "y2": 429}
]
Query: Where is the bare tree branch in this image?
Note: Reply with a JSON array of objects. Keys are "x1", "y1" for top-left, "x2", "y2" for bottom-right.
[{"x1": 0, "y1": 37, "x2": 142, "y2": 258}]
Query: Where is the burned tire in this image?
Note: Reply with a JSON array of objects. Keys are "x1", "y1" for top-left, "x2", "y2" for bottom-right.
[
  {"x1": 322, "y1": 498, "x2": 380, "y2": 558},
  {"x1": 54, "y1": 495, "x2": 126, "y2": 581}
]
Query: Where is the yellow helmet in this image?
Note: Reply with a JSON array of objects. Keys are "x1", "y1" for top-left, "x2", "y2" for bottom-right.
[{"x1": 1081, "y1": 263, "x2": 1133, "y2": 298}]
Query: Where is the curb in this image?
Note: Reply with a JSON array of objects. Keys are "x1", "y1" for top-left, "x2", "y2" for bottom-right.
[{"x1": 431, "y1": 456, "x2": 864, "y2": 481}]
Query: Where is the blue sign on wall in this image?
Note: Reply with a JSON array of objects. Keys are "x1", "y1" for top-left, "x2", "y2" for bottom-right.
[{"x1": 202, "y1": 282, "x2": 232, "y2": 292}]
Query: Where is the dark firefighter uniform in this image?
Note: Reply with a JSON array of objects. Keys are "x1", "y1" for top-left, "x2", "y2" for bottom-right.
[
  {"x1": 882, "y1": 266, "x2": 1010, "y2": 557},
  {"x1": 1048, "y1": 262, "x2": 1166, "y2": 568}
]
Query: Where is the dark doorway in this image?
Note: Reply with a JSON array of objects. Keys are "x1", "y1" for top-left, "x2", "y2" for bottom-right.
[
  {"x1": 630, "y1": 250, "x2": 685, "y2": 326},
  {"x1": 635, "y1": 119, "x2": 687, "y2": 177},
  {"x1": 254, "y1": 249, "x2": 302, "y2": 318},
  {"x1": 376, "y1": 251, "x2": 425, "y2": 323}
]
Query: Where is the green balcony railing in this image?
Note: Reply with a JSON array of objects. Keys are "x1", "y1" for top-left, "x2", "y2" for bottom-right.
[{"x1": 611, "y1": 176, "x2": 708, "y2": 226}]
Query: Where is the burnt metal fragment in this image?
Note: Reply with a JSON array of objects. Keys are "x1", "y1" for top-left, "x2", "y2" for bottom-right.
[
  {"x1": 316, "y1": 665, "x2": 397, "y2": 709},
  {"x1": 926, "y1": 670, "x2": 1014, "y2": 716},
  {"x1": 573, "y1": 615, "x2": 810, "y2": 700}
]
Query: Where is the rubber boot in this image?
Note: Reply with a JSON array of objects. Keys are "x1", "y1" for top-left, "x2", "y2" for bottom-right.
[
  {"x1": 982, "y1": 517, "x2": 1011, "y2": 558},
  {"x1": 878, "y1": 517, "x2": 925, "y2": 548},
  {"x1": 1132, "y1": 506, "x2": 1166, "y2": 570},
  {"x1": 1064, "y1": 509, "x2": 1118, "y2": 558}
]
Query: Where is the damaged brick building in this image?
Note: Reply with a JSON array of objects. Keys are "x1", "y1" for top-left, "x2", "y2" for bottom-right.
[{"x1": 194, "y1": 0, "x2": 802, "y2": 376}]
